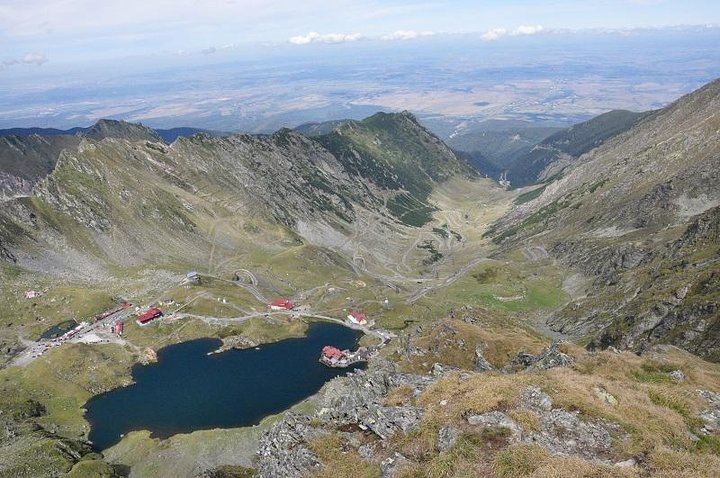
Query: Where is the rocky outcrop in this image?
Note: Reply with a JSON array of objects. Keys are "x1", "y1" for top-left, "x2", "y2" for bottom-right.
[
  {"x1": 218, "y1": 335, "x2": 258, "y2": 352},
  {"x1": 671, "y1": 205, "x2": 720, "y2": 256},
  {"x1": 698, "y1": 389, "x2": 720, "y2": 436},
  {"x1": 256, "y1": 414, "x2": 325, "y2": 478},
  {"x1": 510, "y1": 342, "x2": 575, "y2": 371},
  {"x1": 466, "y1": 387, "x2": 619, "y2": 462},
  {"x1": 0, "y1": 172, "x2": 33, "y2": 200},
  {"x1": 550, "y1": 240, "x2": 649, "y2": 284},
  {"x1": 138, "y1": 348, "x2": 158, "y2": 365},
  {"x1": 437, "y1": 426, "x2": 461, "y2": 453},
  {"x1": 255, "y1": 361, "x2": 436, "y2": 476},
  {"x1": 316, "y1": 361, "x2": 431, "y2": 439},
  {"x1": 548, "y1": 208, "x2": 720, "y2": 360},
  {"x1": 0, "y1": 239, "x2": 15, "y2": 263}
]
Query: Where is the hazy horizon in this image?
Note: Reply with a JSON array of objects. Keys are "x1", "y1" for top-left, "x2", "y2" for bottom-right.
[{"x1": 1, "y1": 1, "x2": 719, "y2": 134}]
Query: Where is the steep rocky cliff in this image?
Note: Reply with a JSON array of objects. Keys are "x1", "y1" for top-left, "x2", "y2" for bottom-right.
[
  {"x1": 0, "y1": 134, "x2": 81, "y2": 200},
  {"x1": 488, "y1": 78, "x2": 720, "y2": 359}
]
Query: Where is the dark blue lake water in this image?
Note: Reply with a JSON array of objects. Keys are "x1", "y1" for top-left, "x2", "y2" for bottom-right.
[{"x1": 85, "y1": 322, "x2": 362, "y2": 450}]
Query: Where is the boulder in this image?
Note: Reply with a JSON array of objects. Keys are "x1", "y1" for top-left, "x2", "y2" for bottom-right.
[
  {"x1": 593, "y1": 387, "x2": 619, "y2": 406},
  {"x1": 520, "y1": 386, "x2": 553, "y2": 411},
  {"x1": 698, "y1": 389, "x2": 720, "y2": 435},
  {"x1": 669, "y1": 370, "x2": 687, "y2": 383},
  {"x1": 437, "y1": 426, "x2": 461, "y2": 452},
  {"x1": 381, "y1": 452, "x2": 410, "y2": 478},
  {"x1": 467, "y1": 411, "x2": 522, "y2": 439},
  {"x1": 474, "y1": 344, "x2": 495, "y2": 372},
  {"x1": 510, "y1": 343, "x2": 575, "y2": 371}
]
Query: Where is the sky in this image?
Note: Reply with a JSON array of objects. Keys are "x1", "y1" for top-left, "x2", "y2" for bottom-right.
[{"x1": 2, "y1": 0, "x2": 720, "y2": 67}]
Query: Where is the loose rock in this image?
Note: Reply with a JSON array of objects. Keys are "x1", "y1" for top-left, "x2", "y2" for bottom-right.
[
  {"x1": 520, "y1": 386, "x2": 553, "y2": 412},
  {"x1": 381, "y1": 452, "x2": 410, "y2": 478},
  {"x1": 474, "y1": 344, "x2": 495, "y2": 372},
  {"x1": 437, "y1": 426, "x2": 461, "y2": 452},
  {"x1": 669, "y1": 370, "x2": 686, "y2": 383},
  {"x1": 510, "y1": 342, "x2": 575, "y2": 371},
  {"x1": 255, "y1": 414, "x2": 325, "y2": 478},
  {"x1": 593, "y1": 387, "x2": 619, "y2": 406}
]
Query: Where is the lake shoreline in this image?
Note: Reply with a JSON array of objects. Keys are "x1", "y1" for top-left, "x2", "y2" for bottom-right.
[{"x1": 84, "y1": 322, "x2": 364, "y2": 451}]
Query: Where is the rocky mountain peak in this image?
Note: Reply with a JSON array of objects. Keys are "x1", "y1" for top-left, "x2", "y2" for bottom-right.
[{"x1": 84, "y1": 119, "x2": 163, "y2": 143}]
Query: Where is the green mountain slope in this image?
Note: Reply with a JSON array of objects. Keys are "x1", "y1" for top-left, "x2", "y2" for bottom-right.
[
  {"x1": 505, "y1": 109, "x2": 648, "y2": 186},
  {"x1": 446, "y1": 121, "x2": 562, "y2": 169},
  {"x1": 318, "y1": 111, "x2": 476, "y2": 226},
  {"x1": 0, "y1": 112, "x2": 475, "y2": 279},
  {"x1": 486, "y1": 78, "x2": 720, "y2": 359}
]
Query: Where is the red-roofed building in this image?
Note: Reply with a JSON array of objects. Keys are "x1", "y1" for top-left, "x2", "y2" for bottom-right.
[
  {"x1": 322, "y1": 345, "x2": 345, "y2": 360},
  {"x1": 320, "y1": 345, "x2": 353, "y2": 367},
  {"x1": 270, "y1": 298, "x2": 295, "y2": 311},
  {"x1": 137, "y1": 307, "x2": 163, "y2": 325},
  {"x1": 347, "y1": 310, "x2": 367, "y2": 325}
]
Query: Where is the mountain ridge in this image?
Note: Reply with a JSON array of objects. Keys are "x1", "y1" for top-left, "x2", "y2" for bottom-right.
[
  {"x1": 486, "y1": 77, "x2": 720, "y2": 359},
  {"x1": 0, "y1": 112, "x2": 476, "y2": 280}
]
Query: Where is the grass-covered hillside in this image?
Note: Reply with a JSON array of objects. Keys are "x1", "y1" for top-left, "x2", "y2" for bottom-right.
[{"x1": 485, "y1": 78, "x2": 720, "y2": 360}]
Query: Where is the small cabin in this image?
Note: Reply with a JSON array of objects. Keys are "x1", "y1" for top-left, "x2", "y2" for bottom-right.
[
  {"x1": 347, "y1": 310, "x2": 368, "y2": 325},
  {"x1": 137, "y1": 307, "x2": 163, "y2": 326},
  {"x1": 270, "y1": 298, "x2": 295, "y2": 311}
]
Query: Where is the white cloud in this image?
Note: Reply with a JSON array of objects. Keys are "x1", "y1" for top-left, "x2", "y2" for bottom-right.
[
  {"x1": 289, "y1": 31, "x2": 362, "y2": 45},
  {"x1": 2, "y1": 52, "x2": 48, "y2": 67},
  {"x1": 514, "y1": 25, "x2": 544, "y2": 35},
  {"x1": 289, "y1": 29, "x2": 435, "y2": 45},
  {"x1": 381, "y1": 30, "x2": 434, "y2": 41},
  {"x1": 481, "y1": 24, "x2": 544, "y2": 41},
  {"x1": 22, "y1": 52, "x2": 48, "y2": 65},
  {"x1": 481, "y1": 28, "x2": 507, "y2": 41}
]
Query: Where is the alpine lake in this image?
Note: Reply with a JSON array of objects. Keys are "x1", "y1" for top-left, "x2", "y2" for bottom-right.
[{"x1": 85, "y1": 321, "x2": 363, "y2": 450}]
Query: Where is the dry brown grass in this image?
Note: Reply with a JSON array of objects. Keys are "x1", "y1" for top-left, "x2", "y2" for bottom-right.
[
  {"x1": 543, "y1": 367, "x2": 694, "y2": 454},
  {"x1": 527, "y1": 456, "x2": 639, "y2": 478},
  {"x1": 395, "y1": 428, "x2": 510, "y2": 478},
  {"x1": 507, "y1": 409, "x2": 540, "y2": 432},
  {"x1": 493, "y1": 444, "x2": 641, "y2": 478},
  {"x1": 475, "y1": 322, "x2": 549, "y2": 368},
  {"x1": 417, "y1": 344, "x2": 720, "y2": 460},
  {"x1": 395, "y1": 419, "x2": 443, "y2": 462},
  {"x1": 384, "y1": 384, "x2": 416, "y2": 407},
  {"x1": 376, "y1": 315, "x2": 720, "y2": 477},
  {"x1": 492, "y1": 444, "x2": 551, "y2": 477},
  {"x1": 399, "y1": 317, "x2": 548, "y2": 373},
  {"x1": 308, "y1": 434, "x2": 381, "y2": 478},
  {"x1": 647, "y1": 447, "x2": 720, "y2": 478},
  {"x1": 418, "y1": 372, "x2": 531, "y2": 422}
]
